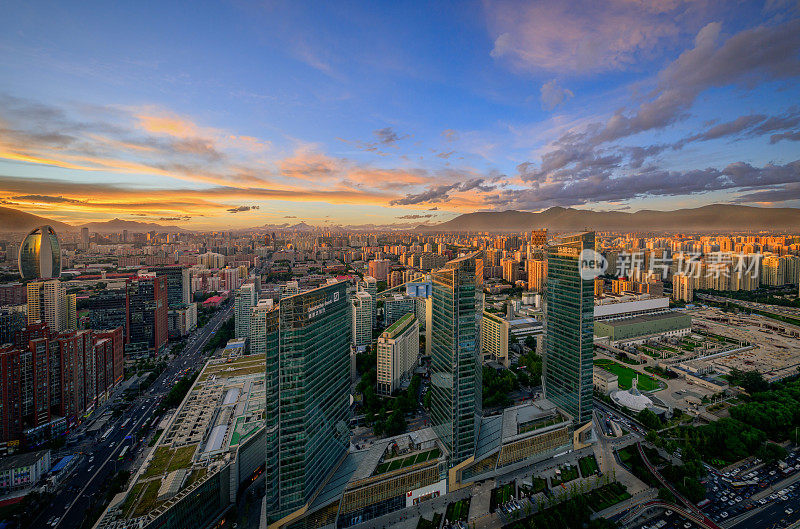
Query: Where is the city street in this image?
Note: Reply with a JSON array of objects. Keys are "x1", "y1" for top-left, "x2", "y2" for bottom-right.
[{"x1": 30, "y1": 303, "x2": 233, "y2": 529}]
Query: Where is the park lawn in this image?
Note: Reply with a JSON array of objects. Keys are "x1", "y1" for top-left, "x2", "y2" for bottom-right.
[
  {"x1": 551, "y1": 464, "x2": 579, "y2": 487},
  {"x1": 578, "y1": 455, "x2": 600, "y2": 477},
  {"x1": 132, "y1": 480, "x2": 162, "y2": 517},
  {"x1": 585, "y1": 483, "x2": 631, "y2": 512},
  {"x1": 520, "y1": 477, "x2": 547, "y2": 496},
  {"x1": 445, "y1": 498, "x2": 470, "y2": 522},
  {"x1": 167, "y1": 444, "x2": 197, "y2": 471},
  {"x1": 374, "y1": 448, "x2": 440, "y2": 475},
  {"x1": 594, "y1": 359, "x2": 659, "y2": 391},
  {"x1": 141, "y1": 446, "x2": 173, "y2": 478}
]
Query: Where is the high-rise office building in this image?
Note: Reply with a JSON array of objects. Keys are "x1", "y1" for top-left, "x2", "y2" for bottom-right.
[
  {"x1": 501, "y1": 257, "x2": 518, "y2": 283},
  {"x1": 383, "y1": 294, "x2": 416, "y2": 326},
  {"x1": 27, "y1": 280, "x2": 66, "y2": 331},
  {"x1": 125, "y1": 275, "x2": 168, "y2": 355},
  {"x1": 544, "y1": 232, "x2": 594, "y2": 428},
  {"x1": 148, "y1": 265, "x2": 191, "y2": 307},
  {"x1": 527, "y1": 259, "x2": 547, "y2": 293},
  {"x1": 376, "y1": 313, "x2": 419, "y2": 396},
  {"x1": 430, "y1": 252, "x2": 481, "y2": 467},
  {"x1": 672, "y1": 273, "x2": 694, "y2": 302},
  {"x1": 234, "y1": 283, "x2": 257, "y2": 339},
  {"x1": 80, "y1": 227, "x2": 90, "y2": 248},
  {"x1": 19, "y1": 225, "x2": 61, "y2": 280},
  {"x1": 361, "y1": 276, "x2": 377, "y2": 328},
  {"x1": 351, "y1": 290, "x2": 373, "y2": 347},
  {"x1": 265, "y1": 281, "x2": 351, "y2": 527}
]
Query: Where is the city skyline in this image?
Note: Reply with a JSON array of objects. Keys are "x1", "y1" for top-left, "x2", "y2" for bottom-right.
[{"x1": 1, "y1": 1, "x2": 799, "y2": 229}]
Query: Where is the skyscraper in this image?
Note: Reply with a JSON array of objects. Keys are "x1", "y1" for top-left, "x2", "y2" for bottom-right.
[
  {"x1": 361, "y1": 276, "x2": 377, "y2": 328},
  {"x1": 125, "y1": 275, "x2": 168, "y2": 355},
  {"x1": 18, "y1": 225, "x2": 61, "y2": 280},
  {"x1": 351, "y1": 290, "x2": 372, "y2": 347},
  {"x1": 80, "y1": 227, "x2": 90, "y2": 248},
  {"x1": 430, "y1": 252, "x2": 481, "y2": 467},
  {"x1": 544, "y1": 232, "x2": 594, "y2": 428},
  {"x1": 234, "y1": 282, "x2": 257, "y2": 339},
  {"x1": 148, "y1": 265, "x2": 191, "y2": 307},
  {"x1": 27, "y1": 280, "x2": 66, "y2": 331},
  {"x1": 265, "y1": 281, "x2": 351, "y2": 527}
]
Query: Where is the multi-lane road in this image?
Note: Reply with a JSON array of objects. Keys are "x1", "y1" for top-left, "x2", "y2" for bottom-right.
[{"x1": 32, "y1": 303, "x2": 234, "y2": 529}]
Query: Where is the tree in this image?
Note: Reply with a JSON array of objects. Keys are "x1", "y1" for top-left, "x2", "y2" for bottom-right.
[
  {"x1": 757, "y1": 442, "x2": 788, "y2": 463},
  {"x1": 637, "y1": 408, "x2": 662, "y2": 431}
]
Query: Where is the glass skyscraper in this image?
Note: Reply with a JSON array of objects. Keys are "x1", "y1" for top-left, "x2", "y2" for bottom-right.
[
  {"x1": 430, "y1": 252, "x2": 481, "y2": 467},
  {"x1": 264, "y1": 281, "x2": 351, "y2": 526},
  {"x1": 544, "y1": 232, "x2": 595, "y2": 427},
  {"x1": 18, "y1": 225, "x2": 61, "y2": 280}
]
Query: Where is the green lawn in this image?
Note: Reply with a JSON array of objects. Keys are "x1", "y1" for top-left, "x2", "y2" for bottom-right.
[
  {"x1": 578, "y1": 455, "x2": 600, "y2": 477},
  {"x1": 594, "y1": 359, "x2": 660, "y2": 391},
  {"x1": 550, "y1": 464, "x2": 579, "y2": 487},
  {"x1": 585, "y1": 483, "x2": 631, "y2": 512},
  {"x1": 520, "y1": 477, "x2": 548, "y2": 496},
  {"x1": 445, "y1": 499, "x2": 470, "y2": 522},
  {"x1": 374, "y1": 447, "x2": 440, "y2": 475}
]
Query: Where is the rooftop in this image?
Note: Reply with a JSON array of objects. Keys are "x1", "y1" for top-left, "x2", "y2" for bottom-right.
[{"x1": 0, "y1": 450, "x2": 49, "y2": 472}]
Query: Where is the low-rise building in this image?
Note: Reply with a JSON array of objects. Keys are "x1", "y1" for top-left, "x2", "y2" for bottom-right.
[
  {"x1": 0, "y1": 450, "x2": 51, "y2": 495},
  {"x1": 594, "y1": 311, "x2": 691, "y2": 345},
  {"x1": 593, "y1": 367, "x2": 619, "y2": 394}
]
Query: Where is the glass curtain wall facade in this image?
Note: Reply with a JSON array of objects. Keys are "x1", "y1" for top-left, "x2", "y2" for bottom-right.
[
  {"x1": 19, "y1": 225, "x2": 61, "y2": 280},
  {"x1": 544, "y1": 232, "x2": 594, "y2": 426},
  {"x1": 430, "y1": 252, "x2": 481, "y2": 467},
  {"x1": 266, "y1": 281, "x2": 351, "y2": 525}
]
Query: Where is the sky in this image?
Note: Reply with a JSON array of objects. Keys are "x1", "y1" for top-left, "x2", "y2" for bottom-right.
[{"x1": 0, "y1": 0, "x2": 799, "y2": 230}]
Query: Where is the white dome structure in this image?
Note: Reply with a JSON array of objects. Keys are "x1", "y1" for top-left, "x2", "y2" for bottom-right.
[{"x1": 610, "y1": 379, "x2": 653, "y2": 413}]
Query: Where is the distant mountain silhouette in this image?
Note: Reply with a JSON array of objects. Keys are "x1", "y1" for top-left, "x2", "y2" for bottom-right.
[
  {"x1": 78, "y1": 218, "x2": 191, "y2": 233},
  {"x1": 418, "y1": 205, "x2": 800, "y2": 233},
  {"x1": 0, "y1": 206, "x2": 73, "y2": 233}
]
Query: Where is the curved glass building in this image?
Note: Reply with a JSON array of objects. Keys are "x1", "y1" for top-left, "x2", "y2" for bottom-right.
[{"x1": 18, "y1": 225, "x2": 61, "y2": 280}]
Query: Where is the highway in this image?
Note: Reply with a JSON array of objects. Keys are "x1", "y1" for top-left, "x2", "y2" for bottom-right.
[{"x1": 32, "y1": 302, "x2": 234, "y2": 529}]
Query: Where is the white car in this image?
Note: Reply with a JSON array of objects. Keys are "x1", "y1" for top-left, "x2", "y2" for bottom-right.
[
  {"x1": 720, "y1": 512, "x2": 728, "y2": 518},
  {"x1": 787, "y1": 508, "x2": 794, "y2": 515}
]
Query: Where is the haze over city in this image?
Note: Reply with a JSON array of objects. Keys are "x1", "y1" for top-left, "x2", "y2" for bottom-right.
[{"x1": 1, "y1": 1, "x2": 799, "y2": 229}]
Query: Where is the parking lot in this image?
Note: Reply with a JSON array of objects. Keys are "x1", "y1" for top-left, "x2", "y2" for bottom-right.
[{"x1": 629, "y1": 447, "x2": 800, "y2": 529}]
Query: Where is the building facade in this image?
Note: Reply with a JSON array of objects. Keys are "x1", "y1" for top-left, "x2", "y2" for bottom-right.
[
  {"x1": 125, "y1": 275, "x2": 168, "y2": 355},
  {"x1": 377, "y1": 313, "x2": 419, "y2": 396},
  {"x1": 544, "y1": 232, "x2": 594, "y2": 428},
  {"x1": 351, "y1": 290, "x2": 373, "y2": 347},
  {"x1": 18, "y1": 225, "x2": 61, "y2": 280},
  {"x1": 430, "y1": 252, "x2": 481, "y2": 467},
  {"x1": 266, "y1": 281, "x2": 351, "y2": 528}
]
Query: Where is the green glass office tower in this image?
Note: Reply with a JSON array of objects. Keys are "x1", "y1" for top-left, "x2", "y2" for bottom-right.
[
  {"x1": 264, "y1": 281, "x2": 351, "y2": 526},
  {"x1": 544, "y1": 232, "x2": 594, "y2": 426},
  {"x1": 430, "y1": 252, "x2": 481, "y2": 467}
]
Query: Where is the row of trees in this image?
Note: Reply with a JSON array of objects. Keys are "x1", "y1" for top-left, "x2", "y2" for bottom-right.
[{"x1": 356, "y1": 350, "x2": 422, "y2": 437}]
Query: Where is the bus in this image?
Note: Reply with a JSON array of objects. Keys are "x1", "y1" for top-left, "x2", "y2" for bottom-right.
[
  {"x1": 118, "y1": 446, "x2": 129, "y2": 461},
  {"x1": 120, "y1": 418, "x2": 131, "y2": 430},
  {"x1": 100, "y1": 427, "x2": 114, "y2": 441}
]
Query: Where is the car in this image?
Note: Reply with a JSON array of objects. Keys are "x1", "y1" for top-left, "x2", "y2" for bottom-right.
[
  {"x1": 665, "y1": 510, "x2": 673, "y2": 516},
  {"x1": 683, "y1": 523, "x2": 692, "y2": 528},
  {"x1": 787, "y1": 508, "x2": 794, "y2": 515},
  {"x1": 720, "y1": 512, "x2": 728, "y2": 518}
]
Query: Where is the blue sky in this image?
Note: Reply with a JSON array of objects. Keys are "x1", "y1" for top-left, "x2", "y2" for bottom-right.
[{"x1": 0, "y1": 0, "x2": 798, "y2": 229}]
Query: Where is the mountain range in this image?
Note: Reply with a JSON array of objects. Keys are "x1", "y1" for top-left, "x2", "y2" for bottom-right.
[
  {"x1": 418, "y1": 205, "x2": 800, "y2": 233},
  {"x1": 2, "y1": 204, "x2": 799, "y2": 234},
  {"x1": 0, "y1": 206, "x2": 189, "y2": 233}
]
